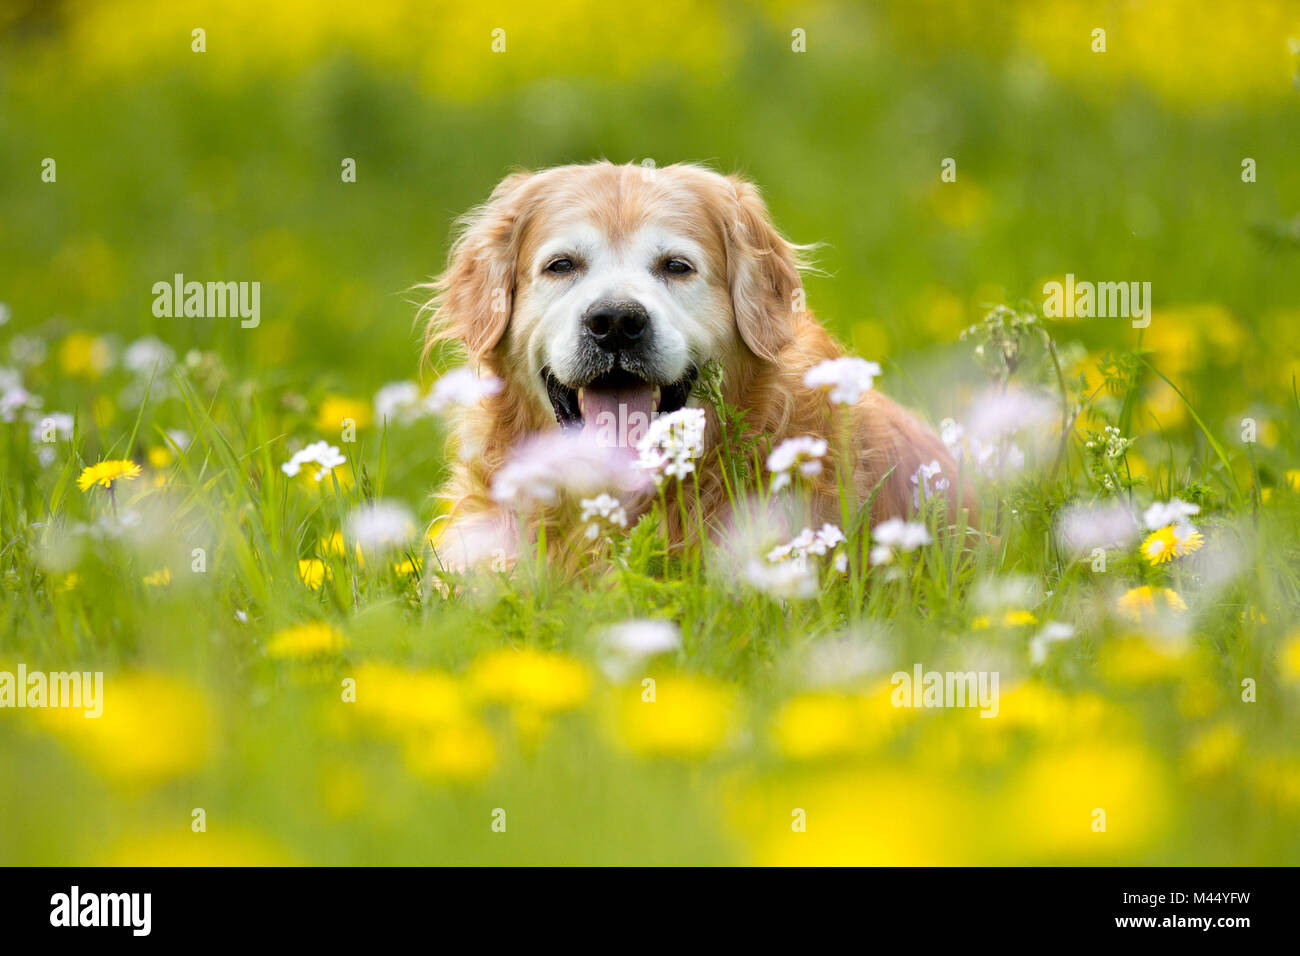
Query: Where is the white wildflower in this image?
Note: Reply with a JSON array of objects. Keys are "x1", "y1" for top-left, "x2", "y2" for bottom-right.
[
  {"x1": 1143, "y1": 498, "x2": 1200, "y2": 531},
  {"x1": 743, "y1": 557, "x2": 817, "y2": 600},
  {"x1": 427, "y1": 367, "x2": 503, "y2": 415},
  {"x1": 281, "y1": 440, "x2": 347, "y2": 481},
  {"x1": 345, "y1": 500, "x2": 417, "y2": 554},
  {"x1": 9, "y1": 335, "x2": 47, "y2": 366},
  {"x1": 1056, "y1": 500, "x2": 1140, "y2": 555},
  {"x1": 967, "y1": 387, "x2": 1054, "y2": 441},
  {"x1": 123, "y1": 336, "x2": 176, "y2": 377},
  {"x1": 1, "y1": 385, "x2": 41, "y2": 423},
  {"x1": 869, "y1": 517, "x2": 931, "y2": 565},
  {"x1": 910, "y1": 459, "x2": 950, "y2": 507},
  {"x1": 768, "y1": 523, "x2": 845, "y2": 563},
  {"x1": 373, "y1": 381, "x2": 426, "y2": 425},
  {"x1": 1029, "y1": 622, "x2": 1076, "y2": 665},
  {"x1": 604, "y1": 618, "x2": 681, "y2": 656},
  {"x1": 767, "y1": 435, "x2": 828, "y2": 492},
  {"x1": 28, "y1": 412, "x2": 74, "y2": 443},
  {"x1": 635, "y1": 407, "x2": 706, "y2": 484},
  {"x1": 803, "y1": 357, "x2": 881, "y2": 405},
  {"x1": 580, "y1": 493, "x2": 629, "y2": 540},
  {"x1": 492, "y1": 432, "x2": 641, "y2": 507}
]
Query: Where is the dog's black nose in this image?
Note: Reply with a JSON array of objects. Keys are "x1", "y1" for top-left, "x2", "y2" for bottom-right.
[{"x1": 583, "y1": 300, "x2": 649, "y2": 352}]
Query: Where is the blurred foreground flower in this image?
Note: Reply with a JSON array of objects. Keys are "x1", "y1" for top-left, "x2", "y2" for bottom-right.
[
  {"x1": 728, "y1": 769, "x2": 969, "y2": 865},
  {"x1": 1006, "y1": 743, "x2": 1166, "y2": 857},
  {"x1": 345, "y1": 500, "x2": 417, "y2": 555},
  {"x1": 803, "y1": 357, "x2": 880, "y2": 405},
  {"x1": 599, "y1": 618, "x2": 681, "y2": 679},
  {"x1": 297, "y1": 558, "x2": 330, "y2": 590},
  {"x1": 402, "y1": 720, "x2": 497, "y2": 782},
  {"x1": 1280, "y1": 631, "x2": 1300, "y2": 683},
  {"x1": 469, "y1": 649, "x2": 590, "y2": 714},
  {"x1": 315, "y1": 395, "x2": 371, "y2": 431},
  {"x1": 492, "y1": 431, "x2": 642, "y2": 506},
  {"x1": 614, "y1": 675, "x2": 734, "y2": 758},
  {"x1": 743, "y1": 557, "x2": 817, "y2": 600},
  {"x1": 1116, "y1": 585, "x2": 1187, "y2": 624},
  {"x1": 427, "y1": 366, "x2": 503, "y2": 414},
  {"x1": 869, "y1": 517, "x2": 931, "y2": 565},
  {"x1": 266, "y1": 621, "x2": 344, "y2": 659},
  {"x1": 39, "y1": 673, "x2": 212, "y2": 786},
  {"x1": 1056, "y1": 499, "x2": 1139, "y2": 556},
  {"x1": 77, "y1": 459, "x2": 141, "y2": 491},
  {"x1": 771, "y1": 683, "x2": 902, "y2": 760},
  {"x1": 104, "y1": 829, "x2": 294, "y2": 866}
]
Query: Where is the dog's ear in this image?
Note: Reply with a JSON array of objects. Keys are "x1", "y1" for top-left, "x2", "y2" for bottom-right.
[
  {"x1": 423, "y1": 170, "x2": 534, "y2": 364},
  {"x1": 724, "y1": 175, "x2": 805, "y2": 362}
]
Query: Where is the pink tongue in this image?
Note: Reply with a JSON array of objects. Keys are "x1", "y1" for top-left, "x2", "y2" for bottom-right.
[{"x1": 581, "y1": 385, "x2": 655, "y2": 449}]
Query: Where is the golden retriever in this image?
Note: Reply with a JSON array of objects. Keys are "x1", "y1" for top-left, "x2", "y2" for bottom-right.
[{"x1": 422, "y1": 161, "x2": 971, "y2": 570}]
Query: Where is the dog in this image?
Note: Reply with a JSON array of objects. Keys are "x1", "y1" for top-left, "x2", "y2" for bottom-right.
[{"x1": 422, "y1": 161, "x2": 971, "y2": 570}]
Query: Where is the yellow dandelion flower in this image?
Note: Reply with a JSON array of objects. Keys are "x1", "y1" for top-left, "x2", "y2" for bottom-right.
[
  {"x1": 1005, "y1": 743, "x2": 1166, "y2": 856},
  {"x1": 142, "y1": 568, "x2": 171, "y2": 588},
  {"x1": 727, "y1": 769, "x2": 971, "y2": 866},
  {"x1": 614, "y1": 675, "x2": 734, "y2": 759},
  {"x1": 1116, "y1": 585, "x2": 1187, "y2": 623},
  {"x1": 38, "y1": 673, "x2": 212, "y2": 785},
  {"x1": 351, "y1": 663, "x2": 469, "y2": 732},
  {"x1": 972, "y1": 609, "x2": 1038, "y2": 630},
  {"x1": 319, "y1": 530, "x2": 364, "y2": 565},
  {"x1": 58, "y1": 332, "x2": 112, "y2": 378},
  {"x1": 146, "y1": 446, "x2": 173, "y2": 469},
  {"x1": 297, "y1": 558, "x2": 330, "y2": 590},
  {"x1": 265, "y1": 621, "x2": 344, "y2": 659},
  {"x1": 77, "y1": 459, "x2": 142, "y2": 491},
  {"x1": 1173, "y1": 526, "x2": 1204, "y2": 557},
  {"x1": 315, "y1": 395, "x2": 372, "y2": 431},
  {"x1": 771, "y1": 694, "x2": 860, "y2": 760},
  {"x1": 1185, "y1": 724, "x2": 1243, "y2": 780},
  {"x1": 1140, "y1": 526, "x2": 1178, "y2": 564},
  {"x1": 402, "y1": 720, "x2": 496, "y2": 782},
  {"x1": 1252, "y1": 757, "x2": 1300, "y2": 809},
  {"x1": 393, "y1": 557, "x2": 422, "y2": 576},
  {"x1": 1143, "y1": 524, "x2": 1204, "y2": 564},
  {"x1": 1279, "y1": 631, "x2": 1300, "y2": 683},
  {"x1": 469, "y1": 649, "x2": 590, "y2": 714},
  {"x1": 104, "y1": 829, "x2": 294, "y2": 866}
]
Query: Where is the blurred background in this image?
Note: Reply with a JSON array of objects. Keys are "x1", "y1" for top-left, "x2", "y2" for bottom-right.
[
  {"x1": 2, "y1": 0, "x2": 1299, "y2": 865},
  {"x1": 3, "y1": 0, "x2": 1298, "y2": 400}
]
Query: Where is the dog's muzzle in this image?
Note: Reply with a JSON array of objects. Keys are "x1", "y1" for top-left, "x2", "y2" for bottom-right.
[{"x1": 542, "y1": 299, "x2": 697, "y2": 448}]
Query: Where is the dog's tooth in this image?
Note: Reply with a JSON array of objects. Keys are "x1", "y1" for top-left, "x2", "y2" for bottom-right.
[{"x1": 653, "y1": 385, "x2": 661, "y2": 410}]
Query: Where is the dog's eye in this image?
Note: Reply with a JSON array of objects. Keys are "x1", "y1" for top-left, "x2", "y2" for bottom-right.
[
  {"x1": 545, "y1": 257, "x2": 577, "y2": 275},
  {"x1": 662, "y1": 257, "x2": 694, "y2": 276}
]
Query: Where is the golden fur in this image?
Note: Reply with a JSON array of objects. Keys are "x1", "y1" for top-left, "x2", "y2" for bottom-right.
[{"x1": 421, "y1": 161, "x2": 973, "y2": 568}]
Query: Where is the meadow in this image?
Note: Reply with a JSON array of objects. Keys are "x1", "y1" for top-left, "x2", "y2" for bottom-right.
[{"x1": 1, "y1": 0, "x2": 1299, "y2": 865}]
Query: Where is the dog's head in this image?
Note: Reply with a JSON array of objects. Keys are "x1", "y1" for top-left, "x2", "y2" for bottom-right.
[{"x1": 424, "y1": 162, "x2": 806, "y2": 443}]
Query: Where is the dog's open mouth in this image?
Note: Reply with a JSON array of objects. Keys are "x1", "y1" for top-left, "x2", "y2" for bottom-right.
[{"x1": 544, "y1": 365, "x2": 697, "y2": 446}]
